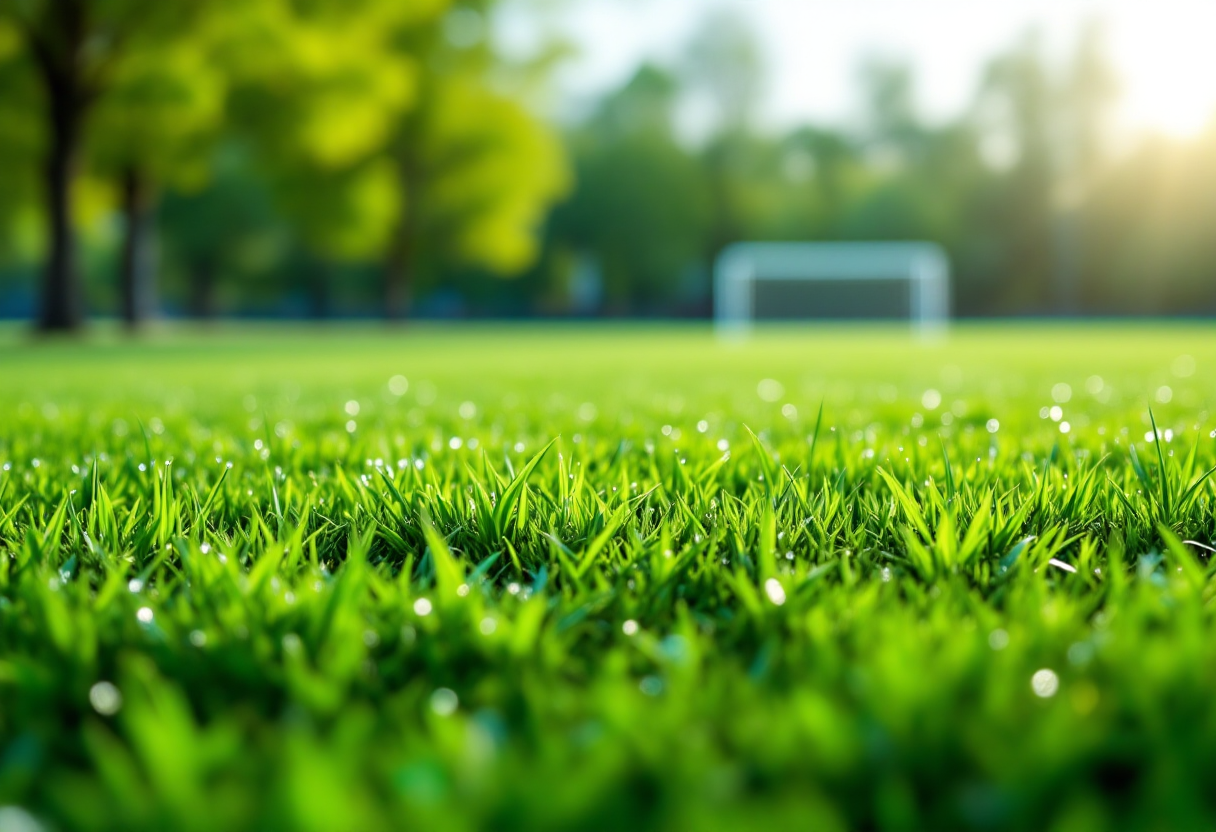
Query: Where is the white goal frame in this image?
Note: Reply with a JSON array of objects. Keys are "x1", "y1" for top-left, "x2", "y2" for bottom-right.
[{"x1": 713, "y1": 241, "x2": 950, "y2": 335}]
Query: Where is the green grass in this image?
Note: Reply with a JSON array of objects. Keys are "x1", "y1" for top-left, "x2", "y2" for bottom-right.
[{"x1": 2, "y1": 323, "x2": 1216, "y2": 831}]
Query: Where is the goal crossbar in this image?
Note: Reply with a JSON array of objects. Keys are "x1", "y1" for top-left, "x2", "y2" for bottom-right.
[{"x1": 713, "y1": 241, "x2": 950, "y2": 335}]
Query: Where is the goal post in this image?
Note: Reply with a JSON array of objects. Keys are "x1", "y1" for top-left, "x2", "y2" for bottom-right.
[{"x1": 713, "y1": 241, "x2": 950, "y2": 335}]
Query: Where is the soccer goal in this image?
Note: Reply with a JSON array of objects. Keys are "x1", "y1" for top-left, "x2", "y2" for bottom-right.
[{"x1": 713, "y1": 241, "x2": 950, "y2": 335}]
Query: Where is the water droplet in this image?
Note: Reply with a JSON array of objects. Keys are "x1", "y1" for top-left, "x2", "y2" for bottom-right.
[
  {"x1": 757, "y1": 379, "x2": 785, "y2": 402},
  {"x1": 1031, "y1": 669, "x2": 1059, "y2": 698},
  {"x1": 430, "y1": 688, "x2": 458, "y2": 716},
  {"x1": 89, "y1": 681, "x2": 122, "y2": 716},
  {"x1": 413, "y1": 598, "x2": 433, "y2": 616}
]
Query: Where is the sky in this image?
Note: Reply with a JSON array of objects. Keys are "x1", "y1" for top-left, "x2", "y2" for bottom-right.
[{"x1": 501, "y1": 0, "x2": 1216, "y2": 140}]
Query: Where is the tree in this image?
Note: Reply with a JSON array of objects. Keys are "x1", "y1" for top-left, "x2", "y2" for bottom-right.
[
  {"x1": 552, "y1": 66, "x2": 710, "y2": 312},
  {"x1": 223, "y1": 0, "x2": 443, "y2": 317},
  {"x1": 157, "y1": 141, "x2": 287, "y2": 319},
  {"x1": 0, "y1": 0, "x2": 222, "y2": 331},
  {"x1": 0, "y1": 18, "x2": 42, "y2": 270},
  {"x1": 973, "y1": 25, "x2": 1119, "y2": 313},
  {"x1": 88, "y1": 32, "x2": 227, "y2": 327},
  {"x1": 378, "y1": 0, "x2": 570, "y2": 319},
  {"x1": 681, "y1": 7, "x2": 764, "y2": 137}
]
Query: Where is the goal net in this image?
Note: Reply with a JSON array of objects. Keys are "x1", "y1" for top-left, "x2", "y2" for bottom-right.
[{"x1": 713, "y1": 242, "x2": 950, "y2": 335}]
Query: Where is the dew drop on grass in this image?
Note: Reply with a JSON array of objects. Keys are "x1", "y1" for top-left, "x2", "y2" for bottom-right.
[
  {"x1": 413, "y1": 598, "x2": 433, "y2": 616},
  {"x1": 988, "y1": 629, "x2": 1009, "y2": 650},
  {"x1": 430, "y1": 688, "x2": 458, "y2": 716},
  {"x1": 1051, "y1": 383, "x2": 1072, "y2": 403},
  {"x1": 1031, "y1": 669, "x2": 1059, "y2": 698},
  {"x1": 136, "y1": 607, "x2": 154, "y2": 624},
  {"x1": 764, "y1": 578, "x2": 786, "y2": 606},
  {"x1": 388, "y1": 375, "x2": 409, "y2": 396},
  {"x1": 986, "y1": 419, "x2": 1000, "y2": 433},
  {"x1": 479, "y1": 617, "x2": 497, "y2": 635},
  {"x1": 622, "y1": 620, "x2": 639, "y2": 636},
  {"x1": 89, "y1": 681, "x2": 122, "y2": 716},
  {"x1": 921, "y1": 389, "x2": 942, "y2": 410},
  {"x1": 757, "y1": 379, "x2": 784, "y2": 402},
  {"x1": 127, "y1": 579, "x2": 144, "y2": 593}
]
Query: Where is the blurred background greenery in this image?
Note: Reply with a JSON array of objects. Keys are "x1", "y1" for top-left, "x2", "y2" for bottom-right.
[{"x1": 2, "y1": 0, "x2": 1216, "y2": 328}]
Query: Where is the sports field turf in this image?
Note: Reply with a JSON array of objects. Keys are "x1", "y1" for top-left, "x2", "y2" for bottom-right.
[{"x1": 2, "y1": 323, "x2": 1215, "y2": 831}]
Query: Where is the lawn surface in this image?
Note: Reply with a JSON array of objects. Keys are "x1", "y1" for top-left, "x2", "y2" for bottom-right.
[{"x1": 2, "y1": 323, "x2": 1216, "y2": 831}]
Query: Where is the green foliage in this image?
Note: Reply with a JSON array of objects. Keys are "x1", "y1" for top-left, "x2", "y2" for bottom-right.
[
  {"x1": 1, "y1": 324, "x2": 1216, "y2": 829},
  {"x1": 403, "y1": 76, "x2": 571, "y2": 275},
  {"x1": 0, "y1": 20, "x2": 40, "y2": 264}
]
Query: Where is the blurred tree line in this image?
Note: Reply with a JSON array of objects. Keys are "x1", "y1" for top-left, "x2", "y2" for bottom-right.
[
  {"x1": 0, "y1": 4, "x2": 1214, "y2": 326},
  {"x1": 544, "y1": 13, "x2": 1216, "y2": 318},
  {"x1": 0, "y1": 0, "x2": 568, "y2": 329}
]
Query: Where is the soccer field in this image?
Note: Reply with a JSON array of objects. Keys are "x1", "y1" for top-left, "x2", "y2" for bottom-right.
[{"x1": 2, "y1": 323, "x2": 1216, "y2": 831}]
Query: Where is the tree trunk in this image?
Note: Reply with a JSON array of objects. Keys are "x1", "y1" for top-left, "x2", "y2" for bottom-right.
[
  {"x1": 1052, "y1": 210, "x2": 1081, "y2": 315},
  {"x1": 307, "y1": 263, "x2": 330, "y2": 320},
  {"x1": 32, "y1": 0, "x2": 90, "y2": 333},
  {"x1": 120, "y1": 167, "x2": 157, "y2": 329},
  {"x1": 188, "y1": 260, "x2": 218, "y2": 319},
  {"x1": 383, "y1": 161, "x2": 422, "y2": 321},
  {"x1": 383, "y1": 218, "x2": 415, "y2": 321},
  {"x1": 39, "y1": 80, "x2": 86, "y2": 332}
]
